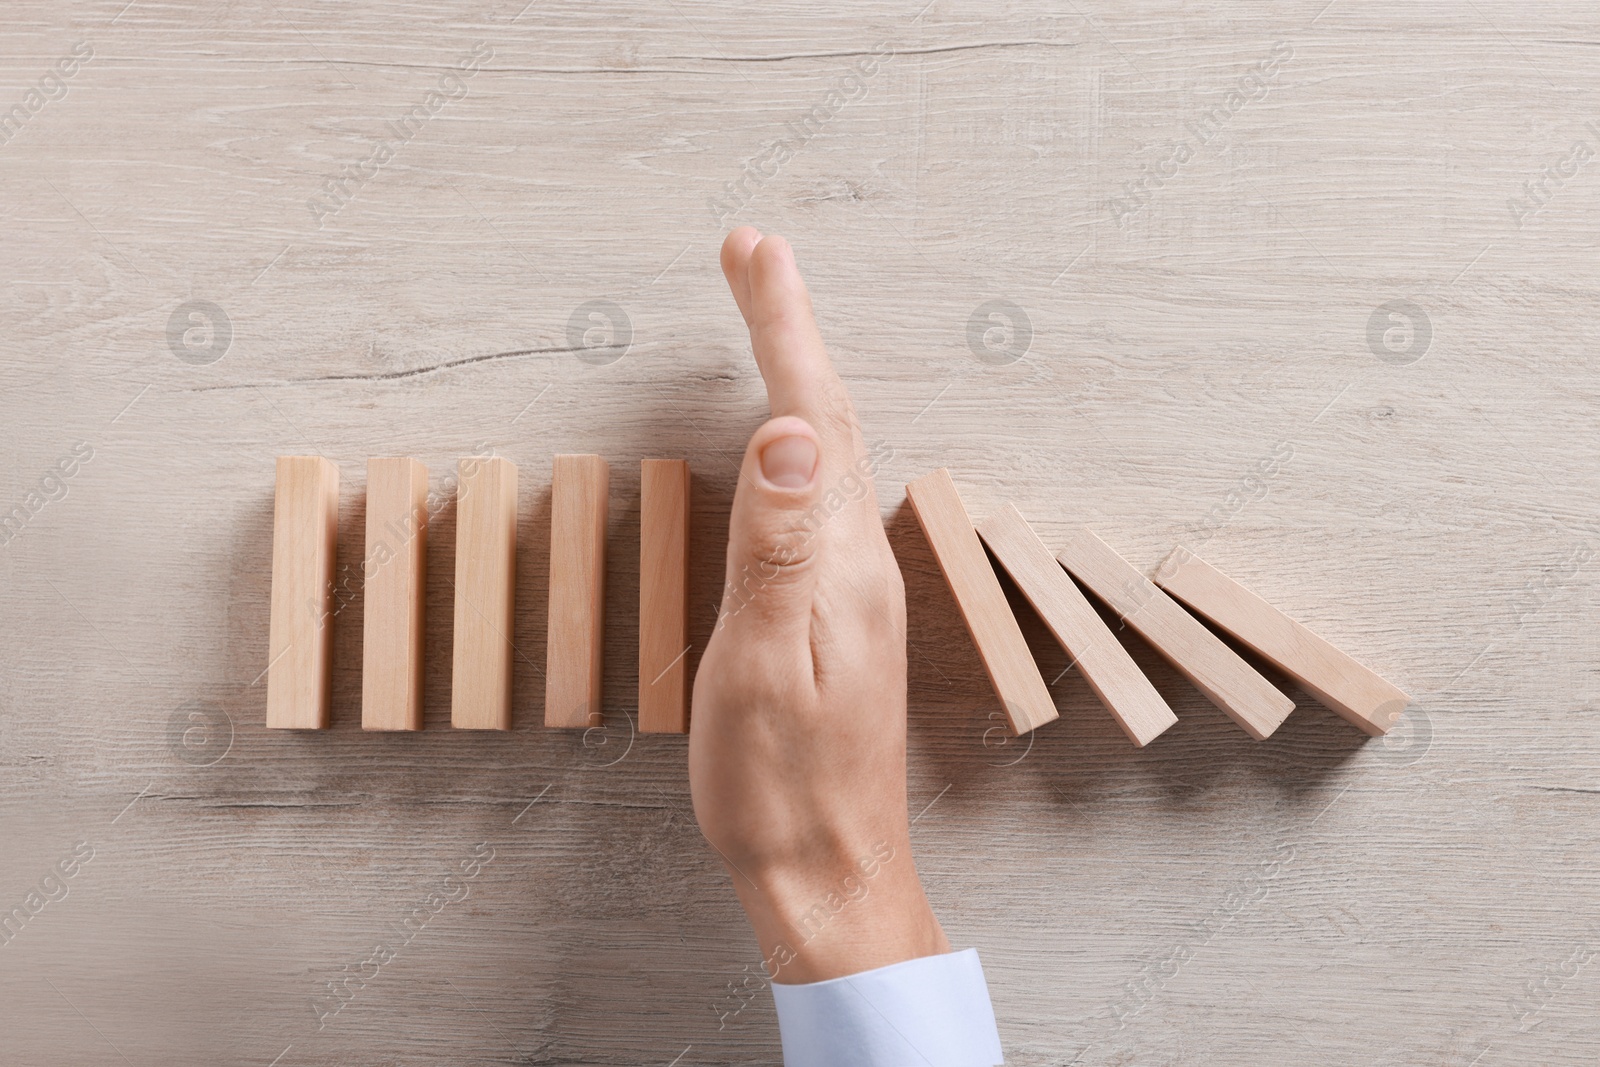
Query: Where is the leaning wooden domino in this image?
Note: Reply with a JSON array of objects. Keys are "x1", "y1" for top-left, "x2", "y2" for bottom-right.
[
  {"x1": 362, "y1": 458, "x2": 428, "y2": 731},
  {"x1": 1154, "y1": 547, "x2": 1410, "y2": 736},
  {"x1": 906, "y1": 469, "x2": 1057, "y2": 735},
  {"x1": 546, "y1": 454, "x2": 609, "y2": 728},
  {"x1": 1057, "y1": 528, "x2": 1294, "y2": 740},
  {"x1": 639, "y1": 459, "x2": 690, "y2": 734},
  {"x1": 451, "y1": 456, "x2": 518, "y2": 729},
  {"x1": 978, "y1": 505, "x2": 1176, "y2": 746},
  {"x1": 266, "y1": 456, "x2": 339, "y2": 729}
]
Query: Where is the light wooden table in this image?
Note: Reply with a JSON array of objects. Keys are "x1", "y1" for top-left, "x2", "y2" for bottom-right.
[{"x1": 3, "y1": 2, "x2": 1597, "y2": 1063}]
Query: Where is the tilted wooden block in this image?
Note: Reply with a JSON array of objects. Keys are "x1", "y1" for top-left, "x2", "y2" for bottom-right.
[
  {"x1": 639, "y1": 459, "x2": 690, "y2": 734},
  {"x1": 546, "y1": 454, "x2": 609, "y2": 728},
  {"x1": 978, "y1": 505, "x2": 1176, "y2": 746},
  {"x1": 1153, "y1": 548, "x2": 1410, "y2": 736},
  {"x1": 362, "y1": 458, "x2": 428, "y2": 731},
  {"x1": 1057, "y1": 529, "x2": 1294, "y2": 740},
  {"x1": 906, "y1": 469, "x2": 1057, "y2": 736},
  {"x1": 451, "y1": 456, "x2": 518, "y2": 729},
  {"x1": 267, "y1": 456, "x2": 339, "y2": 729}
]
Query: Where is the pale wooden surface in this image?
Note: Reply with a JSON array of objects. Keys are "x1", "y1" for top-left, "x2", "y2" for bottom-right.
[{"x1": 2, "y1": 0, "x2": 1599, "y2": 1063}]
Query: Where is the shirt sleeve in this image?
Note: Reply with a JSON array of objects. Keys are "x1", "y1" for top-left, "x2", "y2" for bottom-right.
[{"x1": 770, "y1": 948, "x2": 1004, "y2": 1067}]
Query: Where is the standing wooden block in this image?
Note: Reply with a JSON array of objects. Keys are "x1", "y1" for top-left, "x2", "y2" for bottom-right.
[
  {"x1": 266, "y1": 456, "x2": 338, "y2": 729},
  {"x1": 451, "y1": 456, "x2": 518, "y2": 730},
  {"x1": 1154, "y1": 548, "x2": 1411, "y2": 736},
  {"x1": 1057, "y1": 529, "x2": 1295, "y2": 740},
  {"x1": 639, "y1": 459, "x2": 690, "y2": 734},
  {"x1": 906, "y1": 469, "x2": 1057, "y2": 736},
  {"x1": 361, "y1": 458, "x2": 428, "y2": 731},
  {"x1": 977, "y1": 505, "x2": 1176, "y2": 746},
  {"x1": 546, "y1": 454, "x2": 609, "y2": 728}
]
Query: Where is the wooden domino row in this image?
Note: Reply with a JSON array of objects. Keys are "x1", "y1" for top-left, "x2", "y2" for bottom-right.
[
  {"x1": 268, "y1": 456, "x2": 1404, "y2": 744},
  {"x1": 265, "y1": 455, "x2": 691, "y2": 733},
  {"x1": 908, "y1": 468, "x2": 1410, "y2": 744}
]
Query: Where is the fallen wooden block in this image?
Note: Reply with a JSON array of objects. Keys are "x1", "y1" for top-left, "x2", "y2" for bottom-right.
[
  {"x1": 639, "y1": 459, "x2": 690, "y2": 734},
  {"x1": 362, "y1": 458, "x2": 428, "y2": 731},
  {"x1": 1153, "y1": 548, "x2": 1410, "y2": 736},
  {"x1": 978, "y1": 505, "x2": 1176, "y2": 746},
  {"x1": 1057, "y1": 529, "x2": 1294, "y2": 740},
  {"x1": 906, "y1": 469, "x2": 1057, "y2": 735},
  {"x1": 451, "y1": 456, "x2": 518, "y2": 730},
  {"x1": 546, "y1": 454, "x2": 609, "y2": 728},
  {"x1": 267, "y1": 456, "x2": 339, "y2": 729}
]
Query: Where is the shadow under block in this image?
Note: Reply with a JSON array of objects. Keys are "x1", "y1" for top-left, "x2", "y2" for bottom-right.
[
  {"x1": 546, "y1": 454, "x2": 609, "y2": 728},
  {"x1": 1153, "y1": 548, "x2": 1411, "y2": 736},
  {"x1": 978, "y1": 505, "x2": 1176, "y2": 746},
  {"x1": 450, "y1": 456, "x2": 518, "y2": 730},
  {"x1": 1057, "y1": 529, "x2": 1295, "y2": 740},
  {"x1": 266, "y1": 456, "x2": 338, "y2": 729},
  {"x1": 361, "y1": 458, "x2": 428, "y2": 731},
  {"x1": 639, "y1": 459, "x2": 690, "y2": 734},
  {"x1": 905, "y1": 469, "x2": 1057, "y2": 736}
]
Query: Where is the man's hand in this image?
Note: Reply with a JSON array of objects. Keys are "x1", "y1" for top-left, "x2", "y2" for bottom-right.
[{"x1": 688, "y1": 228, "x2": 950, "y2": 984}]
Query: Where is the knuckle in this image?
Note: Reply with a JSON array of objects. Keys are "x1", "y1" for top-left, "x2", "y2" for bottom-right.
[{"x1": 815, "y1": 381, "x2": 857, "y2": 435}]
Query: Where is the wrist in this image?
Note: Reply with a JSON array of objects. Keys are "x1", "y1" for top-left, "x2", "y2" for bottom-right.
[{"x1": 731, "y1": 837, "x2": 951, "y2": 984}]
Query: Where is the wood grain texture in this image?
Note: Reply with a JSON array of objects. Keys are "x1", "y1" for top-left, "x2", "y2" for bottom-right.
[
  {"x1": 979, "y1": 504, "x2": 1176, "y2": 746},
  {"x1": 639, "y1": 459, "x2": 690, "y2": 734},
  {"x1": 907, "y1": 470, "x2": 1059, "y2": 735},
  {"x1": 266, "y1": 456, "x2": 338, "y2": 729},
  {"x1": 450, "y1": 456, "x2": 517, "y2": 730},
  {"x1": 1155, "y1": 547, "x2": 1412, "y2": 736},
  {"x1": 5, "y1": 2, "x2": 1600, "y2": 1063},
  {"x1": 1058, "y1": 528, "x2": 1295, "y2": 739},
  {"x1": 361, "y1": 458, "x2": 427, "y2": 731},
  {"x1": 546, "y1": 454, "x2": 609, "y2": 729}
]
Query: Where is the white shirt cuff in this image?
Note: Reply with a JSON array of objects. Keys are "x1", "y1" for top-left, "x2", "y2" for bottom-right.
[{"x1": 770, "y1": 948, "x2": 1004, "y2": 1067}]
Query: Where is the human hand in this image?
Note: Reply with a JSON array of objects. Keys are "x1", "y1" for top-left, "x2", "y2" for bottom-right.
[{"x1": 688, "y1": 228, "x2": 950, "y2": 984}]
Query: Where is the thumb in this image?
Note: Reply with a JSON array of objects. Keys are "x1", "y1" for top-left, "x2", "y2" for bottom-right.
[{"x1": 719, "y1": 415, "x2": 823, "y2": 634}]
